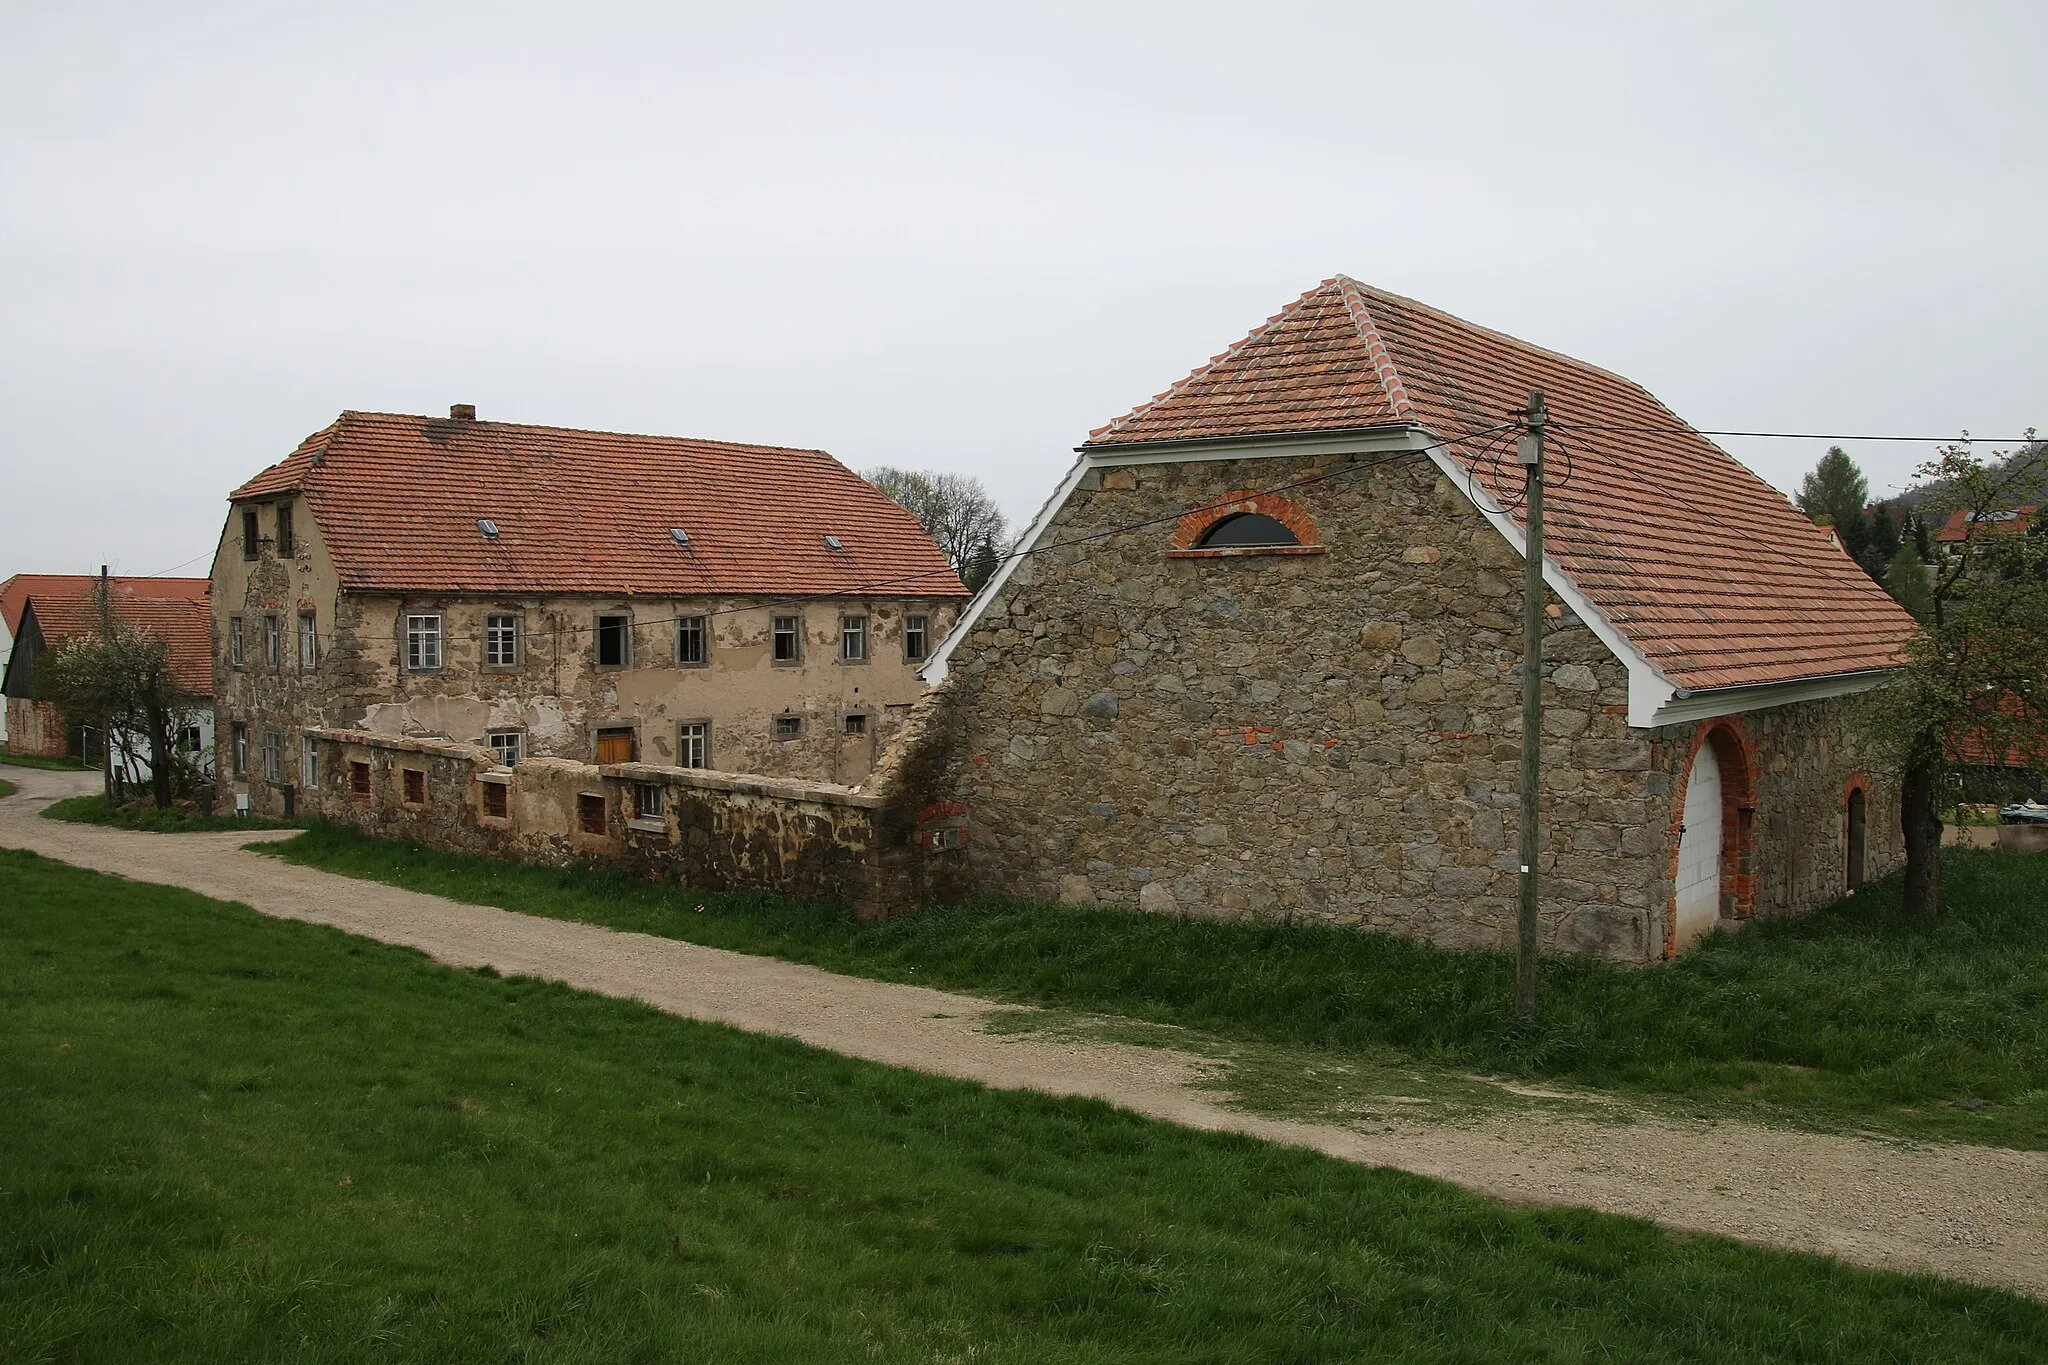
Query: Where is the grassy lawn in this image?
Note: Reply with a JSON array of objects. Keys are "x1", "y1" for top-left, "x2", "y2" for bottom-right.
[
  {"x1": 0, "y1": 778, "x2": 14, "y2": 799},
  {"x1": 5, "y1": 849, "x2": 2046, "y2": 1362},
  {"x1": 40, "y1": 793, "x2": 308, "y2": 833},
  {"x1": 0, "y1": 750, "x2": 90, "y2": 771},
  {"x1": 265, "y1": 827, "x2": 2048, "y2": 1148}
]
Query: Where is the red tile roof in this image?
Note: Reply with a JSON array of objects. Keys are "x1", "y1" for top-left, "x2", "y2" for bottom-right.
[
  {"x1": 1087, "y1": 277, "x2": 1917, "y2": 693},
  {"x1": 24, "y1": 590, "x2": 214, "y2": 697},
  {"x1": 1, "y1": 574, "x2": 209, "y2": 638},
  {"x1": 1935, "y1": 505, "x2": 2036, "y2": 543},
  {"x1": 230, "y1": 412, "x2": 971, "y2": 600}
]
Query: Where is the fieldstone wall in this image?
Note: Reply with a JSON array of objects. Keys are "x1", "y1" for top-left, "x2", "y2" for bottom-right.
[
  {"x1": 306, "y1": 729, "x2": 894, "y2": 911},
  {"x1": 925, "y1": 450, "x2": 1672, "y2": 960}
]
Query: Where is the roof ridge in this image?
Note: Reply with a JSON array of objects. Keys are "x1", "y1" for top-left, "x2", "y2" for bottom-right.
[
  {"x1": 1333, "y1": 277, "x2": 1416, "y2": 421},
  {"x1": 337, "y1": 409, "x2": 833, "y2": 458},
  {"x1": 1087, "y1": 279, "x2": 1350, "y2": 442}
]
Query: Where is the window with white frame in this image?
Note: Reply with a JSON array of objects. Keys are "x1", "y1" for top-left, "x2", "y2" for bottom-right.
[
  {"x1": 405, "y1": 613, "x2": 443, "y2": 670},
  {"x1": 487, "y1": 730, "x2": 524, "y2": 766},
  {"x1": 299, "y1": 612, "x2": 318, "y2": 668},
  {"x1": 904, "y1": 614, "x2": 929, "y2": 661},
  {"x1": 678, "y1": 722, "x2": 709, "y2": 769},
  {"x1": 634, "y1": 783, "x2": 664, "y2": 820},
  {"x1": 301, "y1": 734, "x2": 319, "y2": 787},
  {"x1": 228, "y1": 616, "x2": 245, "y2": 668},
  {"x1": 485, "y1": 613, "x2": 520, "y2": 668},
  {"x1": 232, "y1": 723, "x2": 249, "y2": 776},
  {"x1": 675, "y1": 615, "x2": 707, "y2": 666},
  {"x1": 264, "y1": 615, "x2": 281, "y2": 667},
  {"x1": 840, "y1": 614, "x2": 867, "y2": 662}
]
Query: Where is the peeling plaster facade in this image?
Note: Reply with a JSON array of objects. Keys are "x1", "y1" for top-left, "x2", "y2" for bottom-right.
[{"x1": 211, "y1": 492, "x2": 960, "y2": 816}]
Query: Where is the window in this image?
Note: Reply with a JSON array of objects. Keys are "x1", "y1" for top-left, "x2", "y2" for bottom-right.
[
  {"x1": 178, "y1": 725, "x2": 202, "y2": 752},
  {"x1": 228, "y1": 616, "x2": 245, "y2": 668},
  {"x1": 578, "y1": 792, "x2": 607, "y2": 835},
  {"x1": 487, "y1": 730, "x2": 523, "y2": 766},
  {"x1": 262, "y1": 730, "x2": 282, "y2": 783},
  {"x1": 597, "y1": 613, "x2": 632, "y2": 667},
  {"x1": 1196, "y1": 512, "x2": 1300, "y2": 548},
  {"x1": 232, "y1": 723, "x2": 249, "y2": 776},
  {"x1": 675, "y1": 615, "x2": 707, "y2": 666},
  {"x1": 300, "y1": 735, "x2": 318, "y2": 788},
  {"x1": 484, "y1": 614, "x2": 520, "y2": 668},
  {"x1": 904, "y1": 614, "x2": 929, "y2": 661},
  {"x1": 241, "y1": 509, "x2": 260, "y2": 558},
  {"x1": 843, "y1": 713, "x2": 868, "y2": 736},
  {"x1": 403, "y1": 768, "x2": 426, "y2": 805},
  {"x1": 276, "y1": 503, "x2": 295, "y2": 556},
  {"x1": 264, "y1": 615, "x2": 281, "y2": 667},
  {"x1": 595, "y1": 727, "x2": 635, "y2": 765},
  {"x1": 840, "y1": 615, "x2": 868, "y2": 663},
  {"x1": 772, "y1": 715, "x2": 803, "y2": 741},
  {"x1": 678, "y1": 722, "x2": 709, "y2": 769},
  {"x1": 405, "y1": 614, "x2": 443, "y2": 671},
  {"x1": 350, "y1": 760, "x2": 371, "y2": 796},
  {"x1": 772, "y1": 615, "x2": 802, "y2": 662},
  {"x1": 634, "y1": 783, "x2": 664, "y2": 820},
  {"x1": 483, "y1": 779, "x2": 509, "y2": 819},
  {"x1": 298, "y1": 612, "x2": 318, "y2": 668}
]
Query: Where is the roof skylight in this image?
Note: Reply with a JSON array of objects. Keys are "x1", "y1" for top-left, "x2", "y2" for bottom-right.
[
  {"x1": 823, "y1": 535, "x2": 844, "y2": 551},
  {"x1": 670, "y1": 527, "x2": 691, "y2": 547},
  {"x1": 477, "y1": 519, "x2": 500, "y2": 539}
]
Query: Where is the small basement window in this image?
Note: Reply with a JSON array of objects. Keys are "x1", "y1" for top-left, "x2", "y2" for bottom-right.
[
  {"x1": 772, "y1": 715, "x2": 803, "y2": 741},
  {"x1": 1197, "y1": 513, "x2": 1300, "y2": 548},
  {"x1": 843, "y1": 713, "x2": 868, "y2": 736},
  {"x1": 403, "y1": 769, "x2": 426, "y2": 805},
  {"x1": 350, "y1": 760, "x2": 371, "y2": 796},
  {"x1": 634, "y1": 783, "x2": 664, "y2": 820},
  {"x1": 578, "y1": 792, "x2": 607, "y2": 835},
  {"x1": 483, "y1": 780, "x2": 509, "y2": 819},
  {"x1": 596, "y1": 614, "x2": 632, "y2": 667}
]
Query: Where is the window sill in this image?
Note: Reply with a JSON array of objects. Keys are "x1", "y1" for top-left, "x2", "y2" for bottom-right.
[
  {"x1": 1163, "y1": 545, "x2": 1326, "y2": 559},
  {"x1": 626, "y1": 816, "x2": 667, "y2": 834}
]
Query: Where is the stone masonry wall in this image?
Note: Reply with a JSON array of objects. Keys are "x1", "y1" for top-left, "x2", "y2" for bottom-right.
[{"x1": 927, "y1": 450, "x2": 1671, "y2": 960}]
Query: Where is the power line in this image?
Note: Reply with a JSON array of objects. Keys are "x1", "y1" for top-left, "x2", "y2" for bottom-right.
[{"x1": 1550, "y1": 424, "x2": 2038, "y2": 445}]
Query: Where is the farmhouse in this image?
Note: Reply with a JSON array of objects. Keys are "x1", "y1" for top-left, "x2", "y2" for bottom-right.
[
  {"x1": 214, "y1": 406, "x2": 968, "y2": 818},
  {"x1": 912, "y1": 277, "x2": 1919, "y2": 960},
  {"x1": 1, "y1": 576, "x2": 214, "y2": 772}
]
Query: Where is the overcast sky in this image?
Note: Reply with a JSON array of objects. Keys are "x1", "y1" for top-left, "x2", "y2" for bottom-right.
[{"x1": 3, "y1": 0, "x2": 2041, "y2": 579}]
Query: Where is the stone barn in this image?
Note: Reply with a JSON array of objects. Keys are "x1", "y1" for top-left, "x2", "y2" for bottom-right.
[{"x1": 914, "y1": 276, "x2": 1917, "y2": 961}]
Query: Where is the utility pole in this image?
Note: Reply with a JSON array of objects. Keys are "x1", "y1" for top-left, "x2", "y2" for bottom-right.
[
  {"x1": 98, "y1": 563, "x2": 114, "y2": 804},
  {"x1": 1515, "y1": 394, "x2": 1547, "y2": 1025}
]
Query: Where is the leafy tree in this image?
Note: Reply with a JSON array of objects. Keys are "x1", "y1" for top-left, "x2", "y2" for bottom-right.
[
  {"x1": 32, "y1": 597, "x2": 202, "y2": 809},
  {"x1": 1882, "y1": 539, "x2": 1933, "y2": 621},
  {"x1": 1866, "y1": 435, "x2": 2048, "y2": 915},
  {"x1": 864, "y1": 467, "x2": 1009, "y2": 593},
  {"x1": 1795, "y1": 446, "x2": 1870, "y2": 529}
]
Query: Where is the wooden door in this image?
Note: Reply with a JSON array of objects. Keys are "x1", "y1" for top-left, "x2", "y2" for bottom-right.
[{"x1": 595, "y1": 728, "x2": 635, "y2": 764}]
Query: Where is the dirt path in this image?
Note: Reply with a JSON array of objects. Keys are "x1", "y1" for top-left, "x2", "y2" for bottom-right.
[{"x1": 5, "y1": 764, "x2": 2046, "y2": 1299}]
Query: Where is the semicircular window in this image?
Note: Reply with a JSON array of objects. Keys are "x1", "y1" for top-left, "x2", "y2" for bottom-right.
[{"x1": 1197, "y1": 512, "x2": 1300, "y2": 549}]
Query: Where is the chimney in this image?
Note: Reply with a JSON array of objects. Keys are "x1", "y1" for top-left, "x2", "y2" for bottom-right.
[{"x1": 450, "y1": 403, "x2": 477, "y2": 421}]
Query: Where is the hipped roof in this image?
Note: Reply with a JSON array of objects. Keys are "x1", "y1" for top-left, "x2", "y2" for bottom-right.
[{"x1": 1086, "y1": 276, "x2": 1916, "y2": 693}]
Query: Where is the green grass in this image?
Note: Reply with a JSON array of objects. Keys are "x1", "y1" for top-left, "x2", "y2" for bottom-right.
[
  {"x1": 0, "y1": 778, "x2": 14, "y2": 799},
  {"x1": 266, "y1": 827, "x2": 2048, "y2": 1147},
  {"x1": 0, "y1": 750, "x2": 89, "y2": 771},
  {"x1": 41, "y1": 793, "x2": 307, "y2": 833},
  {"x1": 5, "y1": 850, "x2": 2045, "y2": 1361}
]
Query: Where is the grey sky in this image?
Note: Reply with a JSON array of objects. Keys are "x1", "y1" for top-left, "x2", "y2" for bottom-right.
[{"x1": 3, "y1": 0, "x2": 2041, "y2": 579}]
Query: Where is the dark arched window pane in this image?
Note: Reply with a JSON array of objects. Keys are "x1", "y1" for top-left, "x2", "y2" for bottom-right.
[{"x1": 1197, "y1": 512, "x2": 1300, "y2": 548}]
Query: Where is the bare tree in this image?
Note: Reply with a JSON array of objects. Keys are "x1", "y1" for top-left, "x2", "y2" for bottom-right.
[
  {"x1": 864, "y1": 467, "x2": 1009, "y2": 592},
  {"x1": 33, "y1": 610, "x2": 202, "y2": 809}
]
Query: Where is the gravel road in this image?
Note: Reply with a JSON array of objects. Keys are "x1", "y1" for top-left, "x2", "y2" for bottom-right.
[{"x1": 4, "y1": 763, "x2": 2044, "y2": 1299}]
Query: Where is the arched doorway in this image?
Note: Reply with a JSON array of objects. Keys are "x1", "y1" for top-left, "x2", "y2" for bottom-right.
[
  {"x1": 1674, "y1": 741, "x2": 1724, "y2": 950},
  {"x1": 1846, "y1": 787, "x2": 1867, "y2": 890}
]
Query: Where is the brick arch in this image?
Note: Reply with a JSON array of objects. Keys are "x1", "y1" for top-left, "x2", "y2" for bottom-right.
[
  {"x1": 1663, "y1": 715, "x2": 1760, "y2": 957},
  {"x1": 1169, "y1": 489, "x2": 1322, "y2": 552}
]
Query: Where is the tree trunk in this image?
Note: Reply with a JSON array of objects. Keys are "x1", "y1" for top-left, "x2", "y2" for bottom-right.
[
  {"x1": 148, "y1": 700, "x2": 173, "y2": 809},
  {"x1": 1900, "y1": 728, "x2": 1943, "y2": 916}
]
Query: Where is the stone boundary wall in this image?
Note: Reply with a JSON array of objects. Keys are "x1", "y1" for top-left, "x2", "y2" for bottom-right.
[{"x1": 303, "y1": 727, "x2": 932, "y2": 914}]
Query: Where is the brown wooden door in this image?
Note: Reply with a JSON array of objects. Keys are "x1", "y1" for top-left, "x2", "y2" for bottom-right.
[{"x1": 596, "y1": 728, "x2": 635, "y2": 764}]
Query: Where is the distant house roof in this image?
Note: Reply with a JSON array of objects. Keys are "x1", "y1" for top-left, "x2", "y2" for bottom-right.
[
  {"x1": 229, "y1": 411, "x2": 970, "y2": 600},
  {"x1": 0, "y1": 574, "x2": 209, "y2": 638},
  {"x1": 6, "y1": 589, "x2": 213, "y2": 698},
  {"x1": 1083, "y1": 276, "x2": 1916, "y2": 694},
  {"x1": 1935, "y1": 505, "x2": 2037, "y2": 543}
]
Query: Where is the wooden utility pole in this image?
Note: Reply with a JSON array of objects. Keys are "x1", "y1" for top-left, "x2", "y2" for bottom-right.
[{"x1": 1515, "y1": 394, "x2": 1547, "y2": 1024}]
